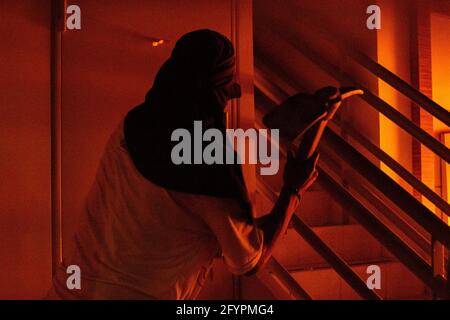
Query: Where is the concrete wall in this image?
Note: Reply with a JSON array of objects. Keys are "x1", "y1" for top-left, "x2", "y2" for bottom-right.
[
  {"x1": 431, "y1": 12, "x2": 450, "y2": 216},
  {"x1": 0, "y1": 0, "x2": 254, "y2": 299},
  {"x1": 376, "y1": 0, "x2": 413, "y2": 190},
  {"x1": 0, "y1": 0, "x2": 52, "y2": 299},
  {"x1": 431, "y1": 12, "x2": 450, "y2": 135}
]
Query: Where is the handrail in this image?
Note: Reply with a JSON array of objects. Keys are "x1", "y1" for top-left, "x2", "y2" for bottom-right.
[
  {"x1": 361, "y1": 88, "x2": 450, "y2": 164},
  {"x1": 262, "y1": 29, "x2": 450, "y2": 164},
  {"x1": 266, "y1": 258, "x2": 312, "y2": 300},
  {"x1": 256, "y1": 98, "x2": 432, "y2": 259},
  {"x1": 257, "y1": 176, "x2": 381, "y2": 300},
  {"x1": 337, "y1": 171, "x2": 431, "y2": 259},
  {"x1": 256, "y1": 100, "x2": 449, "y2": 297},
  {"x1": 266, "y1": 3, "x2": 450, "y2": 127},
  {"x1": 255, "y1": 265, "x2": 295, "y2": 300},
  {"x1": 253, "y1": 27, "x2": 450, "y2": 296},
  {"x1": 323, "y1": 128, "x2": 450, "y2": 249},
  {"x1": 255, "y1": 73, "x2": 450, "y2": 261},
  {"x1": 255, "y1": 66, "x2": 450, "y2": 217},
  {"x1": 344, "y1": 49, "x2": 450, "y2": 127},
  {"x1": 315, "y1": 164, "x2": 450, "y2": 297},
  {"x1": 257, "y1": 131, "x2": 449, "y2": 297},
  {"x1": 291, "y1": 215, "x2": 382, "y2": 300},
  {"x1": 330, "y1": 118, "x2": 450, "y2": 216}
]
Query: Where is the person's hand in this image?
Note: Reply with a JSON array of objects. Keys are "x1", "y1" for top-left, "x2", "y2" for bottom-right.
[{"x1": 283, "y1": 152, "x2": 319, "y2": 197}]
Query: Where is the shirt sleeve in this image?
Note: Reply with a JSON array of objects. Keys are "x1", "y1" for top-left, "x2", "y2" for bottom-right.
[{"x1": 167, "y1": 191, "x2": 264, "y2": 275}]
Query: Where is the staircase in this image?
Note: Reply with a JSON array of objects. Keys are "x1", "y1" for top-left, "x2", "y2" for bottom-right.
[
  {"x1": 237, "y1": 3, "x2": 450, "y2": 300},
  {"x1": 239, "y1": 84, "x2": 431, "y2": 299}
]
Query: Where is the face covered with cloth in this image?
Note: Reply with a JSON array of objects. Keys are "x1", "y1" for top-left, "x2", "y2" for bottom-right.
[{"x1": 124, "y1": 29, "x2": 250, "y2": 211}]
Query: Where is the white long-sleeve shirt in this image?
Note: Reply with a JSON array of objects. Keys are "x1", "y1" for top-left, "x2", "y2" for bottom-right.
[{"x1": 48, "y1": 121, "x2": 263, "y2": 299}]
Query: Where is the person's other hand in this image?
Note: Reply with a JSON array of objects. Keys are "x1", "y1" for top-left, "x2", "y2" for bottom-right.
[{"x1": 283, "y1": 152, "x2": 319, "y2": 197}]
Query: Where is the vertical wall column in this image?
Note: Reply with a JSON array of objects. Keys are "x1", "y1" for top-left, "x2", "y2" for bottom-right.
[
  {"x1": 50, "y1": 0, "x2": 64, "y2": 276},
  {"x1": 409, "y1": 0, "x2": 436, "y2": 212}
]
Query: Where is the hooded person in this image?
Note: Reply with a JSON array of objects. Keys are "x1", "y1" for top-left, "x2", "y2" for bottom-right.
[
  {"x1": 124, "y1": 29, "x2": 250, "y2": 207},
  {"x1": 46, "y1": 29, "x2": 318, "y2": 300}
]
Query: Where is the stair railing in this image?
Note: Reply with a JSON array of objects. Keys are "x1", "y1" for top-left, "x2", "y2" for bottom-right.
[
  {"x1": 257, "y1": 175, "x2": 382, "y2": 299},
  {"x1": 254, "y1": 71, "x2": 450, "y2": 298},
  {"x1": 259, "y1": 24, "x2": 450, "y2": 164}
]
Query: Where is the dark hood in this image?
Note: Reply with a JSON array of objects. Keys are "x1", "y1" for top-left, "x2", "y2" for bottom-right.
[{"x1": 123, "y1": 29, "x2": 251, "y2": 217}]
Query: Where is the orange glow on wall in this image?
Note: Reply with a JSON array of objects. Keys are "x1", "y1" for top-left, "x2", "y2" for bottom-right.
[
  {"x1": 376, "y1": 0, "x2": 413, "y2": 193},
  {"x1": 431, "y1": 13, "x2": 450, "y2": 223},
  {"x1": 441, "y1": 134, "x2": 450, "y2": 225},
  {"x1": 431, "y1": 13, "x2": 450, "y2": 134}
]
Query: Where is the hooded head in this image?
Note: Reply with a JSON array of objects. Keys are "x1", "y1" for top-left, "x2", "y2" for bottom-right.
[
  {"x1": 124, "y1": 30, "x2": 250, "y2": 212},
  {"x1": 146, "y1": 29, "x2": 241, "y2": 128}
]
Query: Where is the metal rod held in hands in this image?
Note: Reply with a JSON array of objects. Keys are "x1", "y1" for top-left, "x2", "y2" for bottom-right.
[{"x1": 292, "y1": 87, "x2": 364, "y2": 161}]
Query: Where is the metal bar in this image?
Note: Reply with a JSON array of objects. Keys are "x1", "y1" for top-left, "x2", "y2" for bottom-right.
[
  {"x1": 255, "y1": 75, "x2": 450, "y2": 246},
  {"x1": 255, "y1": 268, "x2": 295, "y2": 300},
  {"x1": 344, "y1": 47, "x2": 450, "y2": 128},
  {"x1": 267, "y1": 5, "x2": 450, "y2": 127},
  {"x1": 259, "y1": 161, "x2": 448, "y2": 298},
  {"x1": 324, "y1": 128, "x2": 450, "y2": 248},
  {"x1": 276, "y1": 35, "x2": 450, "y2": 164},
  {"x1": 254, "y1": 72, "x2": 450, "y2": 298},
  {"x1": 316, "y1": 167, "x2": 450, "y2": 297},
  {"x1": 360, "y1": 88, "x2": 450, "y2": 163},
  {"x1": 332, "y1": 118, "x2": 450, "y2": 216},
  {"x1": 255, "y1": 68, "x2": 450, "y2": 222},
  {"x1": 258, "y1": 176, "x2": 377, "y2": 300},
  {"x1": 333, "y1": 163, "x2": 431, "y2": 258},
  {"x1": 266, "y1": 258, "x2": 312, "y2": 300},
  {"x1": 290, "y1": 215, "x2": 381, "y2": 300},
  {"x1": 50, "y1": 0, "x2": 64, "y2": 275}
]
